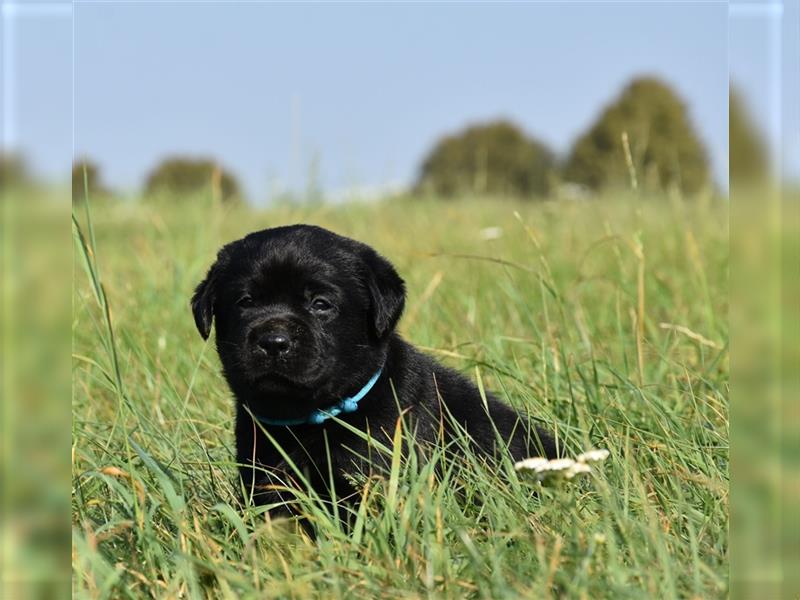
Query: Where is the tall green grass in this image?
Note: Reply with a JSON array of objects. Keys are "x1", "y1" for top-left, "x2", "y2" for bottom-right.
[{"x1": 72, "y1": 195, "x2": 728, "y2": 598}]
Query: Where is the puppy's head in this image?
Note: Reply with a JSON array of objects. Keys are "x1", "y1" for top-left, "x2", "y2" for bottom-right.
[{"x1": 191, "y1": 225, "x2": 405, "y2": 419}]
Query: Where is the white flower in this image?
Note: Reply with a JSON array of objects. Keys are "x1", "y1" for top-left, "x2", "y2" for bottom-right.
[
  {"x1": 576, "y1": 449, "x2": 610, "y2": 464},
  {"x1": 515, "y1": 448, "x2": 610, "y2": 483},
  {"x1": 565, "y1": 462, "x2": 592, "y2": 479},
  {"x1": 479, "y1": 226, "x2": 503, "y2": 241},
  {"x1": 537, "y1": 458, "x2": 576, "y2": 473},
  {"x1": 514, "y1": 457, "x2": 549, "y2": 472}
]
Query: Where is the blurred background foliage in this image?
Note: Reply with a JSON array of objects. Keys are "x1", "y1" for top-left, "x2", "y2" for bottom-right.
[
  {"x1": 562, "y1": 77, "x2": 710, "y2": 196},
  {"x1": 1, "y1": 152, "x2": 32, "y2": 190},
  {"x1": 142, "y1": 157, "x2": 242, "y2": 204},
  {"x1": 67, "y1": 75, "x2": 759, "y2": 206},
  {"x1": 728, "y1": 86, "x2": 769, "y2": 186},
  {"x1": 415, "y1": 120, "x2": 556, "y2": 199},
  {"x1": 72, "y1": 158, "x2": 110, "y2": 204}
]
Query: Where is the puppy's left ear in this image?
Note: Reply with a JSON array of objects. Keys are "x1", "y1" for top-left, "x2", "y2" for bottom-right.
[
  {"x1": 191, "y1": 260, "x2": 222, "y2": 340},
  {"x1": 360, "y1": 247, "x2": 406, "y2": 339}
]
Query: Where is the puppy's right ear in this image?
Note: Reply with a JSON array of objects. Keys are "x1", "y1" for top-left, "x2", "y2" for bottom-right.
[
  {"x1": 191, "y1": 261, "x2": 221, "y2": 340},
  {"x1": 360, "y1": 246, "x2": 406, "y2": 339}
]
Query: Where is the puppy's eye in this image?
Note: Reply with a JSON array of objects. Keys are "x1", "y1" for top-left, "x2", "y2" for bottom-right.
[
  {"x1": 310, "y1": 297, "x2": 333, "y2": 312},
  {"x1": 237, "y1": 295, "x2": 254, "y2": 308}
]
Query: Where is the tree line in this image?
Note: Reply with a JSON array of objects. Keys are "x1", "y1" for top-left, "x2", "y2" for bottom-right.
[{"x1": 62, "y1": 76, "x2": 766, "y2": 203}]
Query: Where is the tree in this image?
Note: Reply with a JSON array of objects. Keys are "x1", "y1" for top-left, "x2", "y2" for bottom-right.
[
  {"x1": 729, "y1": 86, "x2": 769, "y2": 185},
  {"x1": 144, "y1": 157, "x2": 242, "y2": 202},
  {"x1": 416, "y1": 120, "x2": 556, "y2": 198},
  {"x1": 0, "y1": 152, "x2": 30, "y2": 190},
  {"x1": 72, "y1": 158, "x2": 107, "y2": 203},
  {"x1": 563, "y1": 77, "x2": 710, "y2": 196}
]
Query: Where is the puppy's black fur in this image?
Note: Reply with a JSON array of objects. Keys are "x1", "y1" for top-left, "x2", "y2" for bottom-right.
[{"x1": 192, "y1": 225, "x2": 556, "y2": 515}]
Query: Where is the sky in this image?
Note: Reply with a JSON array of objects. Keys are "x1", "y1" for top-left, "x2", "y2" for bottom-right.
[
  {"x1": 729, "y1": 0, "x2": 799, "y2": 181},
  {"x1": 6, "y1": 2, "x2": 795, "y2": 202}
]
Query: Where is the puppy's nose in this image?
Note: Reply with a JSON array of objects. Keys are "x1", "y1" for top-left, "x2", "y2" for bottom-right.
[{"x1": 258, "y1": 333, "x2": 291, "y2": 357}]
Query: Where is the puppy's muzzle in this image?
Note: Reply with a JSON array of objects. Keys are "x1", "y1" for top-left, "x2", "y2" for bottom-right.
[
  {"x1": 250, "y1": 315, "x2": 302, "y2": 360},
  {"x1": 258, "y1": 332, "x2": 291, "y2": 357}
]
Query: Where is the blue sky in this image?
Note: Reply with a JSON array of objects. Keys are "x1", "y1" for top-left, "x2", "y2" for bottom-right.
[
  {"x1": 70, "y1": 2, "x2": 731, "y2": 201},
  {"x1": 10, "y1": 2, "x2": 794, "y2": 201},
  {"x1": 730, "y1": 1, "x2": 799, "y2": 181}
]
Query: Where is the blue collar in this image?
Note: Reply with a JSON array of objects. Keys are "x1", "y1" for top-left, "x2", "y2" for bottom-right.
[{"x1": 255, "y1": 367, "x2": 383, "y2": 427}]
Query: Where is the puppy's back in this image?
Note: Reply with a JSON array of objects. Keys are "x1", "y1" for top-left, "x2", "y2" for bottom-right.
[{"x1": 387, "y1": 336, "x2": 557, "y2": 460}]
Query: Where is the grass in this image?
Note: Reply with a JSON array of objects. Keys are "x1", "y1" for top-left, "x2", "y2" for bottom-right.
[{"x1": 72, "y1": 193, "x2": 729, "y2": 599}]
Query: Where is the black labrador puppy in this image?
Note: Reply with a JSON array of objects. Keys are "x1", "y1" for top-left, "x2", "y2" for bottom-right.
[{"x1": 191, "y1": 225, "x2": 556, "y2": 517}]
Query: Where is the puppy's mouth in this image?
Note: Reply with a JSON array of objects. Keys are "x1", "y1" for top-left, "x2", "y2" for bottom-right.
[
  {"x1": 253, "y1": 369, "x2": 305, "y2": 387},
  {"x1": 249, "y1": 357, "x2": 320, "y2": 388},
  {"x1": 249, "y1": 352, "x2": 336, "y2": 389}
]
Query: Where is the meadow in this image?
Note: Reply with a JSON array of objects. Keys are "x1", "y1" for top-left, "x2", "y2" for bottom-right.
[{"x1": 72, "y1": 194, "x2": 729, "y2": 599}]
